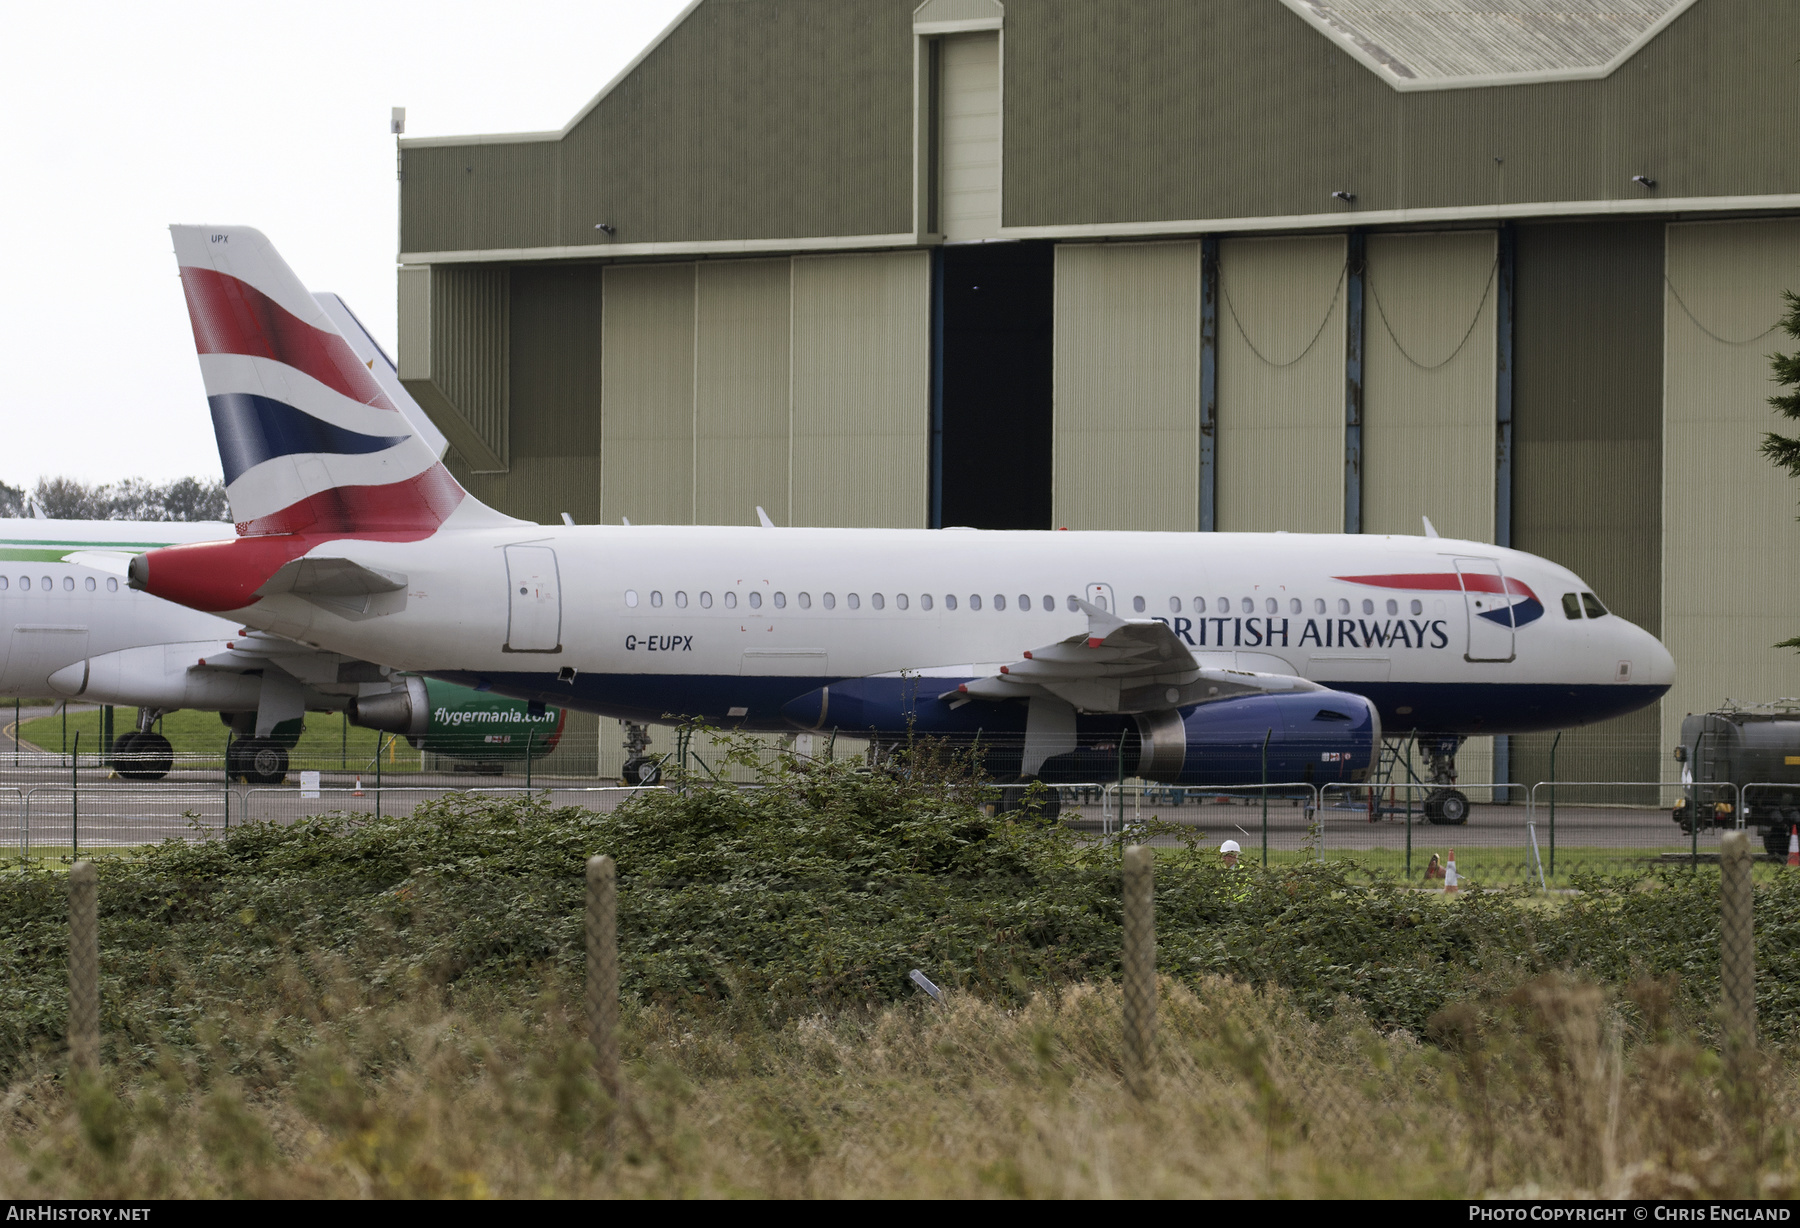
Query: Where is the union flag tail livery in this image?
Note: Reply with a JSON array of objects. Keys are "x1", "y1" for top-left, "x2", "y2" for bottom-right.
[
  {"x1": 136, "y1": 225, "x2": 1674, "y2": 799},
  {"x1": 135, "y1": 227, "x2": 519, "y2": 613}
]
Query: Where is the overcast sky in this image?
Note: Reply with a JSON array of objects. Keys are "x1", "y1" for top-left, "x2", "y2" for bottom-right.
[{"x1": 0, "y1": 0, "x2": 689, "y2": 491}]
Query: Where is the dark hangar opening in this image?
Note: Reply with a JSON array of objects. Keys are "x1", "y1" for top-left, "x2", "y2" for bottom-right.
[{"x1": 934, "y1": 241, "x2": 1054, "y2": 530}]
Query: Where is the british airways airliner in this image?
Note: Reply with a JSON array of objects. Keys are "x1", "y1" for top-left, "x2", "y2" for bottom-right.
[{"x1": 132, "y1": 226, "x2": 1674, "y2": 821}]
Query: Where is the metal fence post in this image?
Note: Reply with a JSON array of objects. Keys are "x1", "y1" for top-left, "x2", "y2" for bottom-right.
[
  {"x1": 68, "y1": 860, "x2": 98, "y2": 1075},
  {"x1": 1259, "y1": 728, "x2": 1270, "y2": 868},
  {"x1": 70, "y1": 731, "x2": 79, "y2": 862},
  {"x1": 1122, "y1": 843, "x2": 1156, "y2": 1099},
  {"x1": 1721, "y1": 829, "x2": 1756, "y2": 1056},
  {"x1": 586, "y1": 854, "x2": 620, "y2": 1100}
]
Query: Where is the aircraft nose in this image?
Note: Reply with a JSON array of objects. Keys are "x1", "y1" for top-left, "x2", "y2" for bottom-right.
[{"x1": 1624, "y1": 621, "x2": 1676, "y2": 689}]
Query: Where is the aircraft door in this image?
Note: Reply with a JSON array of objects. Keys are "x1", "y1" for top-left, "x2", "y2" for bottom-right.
[
  {"x1": 1084, "y1": 583, "x2": 1116, "y2": 613},
  {"x1": 504, "y1": 546, "x2": 562, "y2": 653},
  {"x1": 1454, "y1": 557, "x2": 1515, "y2": 663}
]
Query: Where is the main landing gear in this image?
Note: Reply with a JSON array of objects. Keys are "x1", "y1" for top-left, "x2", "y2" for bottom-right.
[
  {"x1": 227, "y1": 738, "x2": 289, "y2": 785},
  {"x1": 992, "y1": 778, "x2": 1063, "y2": 824},
  {"x1": 621, "y1": 721, "x2": 662, "y2": 786},
  {"x1": 109, "y1": 709, "x2": 174, "y2": 782},
  {"x1": 1419, "y1": 734, "x2": 1470, "y2": 826}
]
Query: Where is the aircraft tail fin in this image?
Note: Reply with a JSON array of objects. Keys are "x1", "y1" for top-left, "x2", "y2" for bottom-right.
[{"x1": 169, "y1": 225, "x2": 514, "y2": 538}]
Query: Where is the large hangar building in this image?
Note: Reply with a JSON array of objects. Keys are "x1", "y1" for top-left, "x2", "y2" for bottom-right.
[{"x1": 396, "y1": 0, "x2": 1800, "y2": 787}]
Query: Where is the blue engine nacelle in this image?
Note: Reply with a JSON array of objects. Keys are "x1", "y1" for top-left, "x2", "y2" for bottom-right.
[{"x1": 1115, "y1": 690, "x2": 1381, "y2": 787}]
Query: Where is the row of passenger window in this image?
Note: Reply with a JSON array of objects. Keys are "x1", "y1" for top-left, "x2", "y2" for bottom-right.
[
  {"x1": 625, "y1": 589, "x2": 1072, "y2": 612},
  {"x1": 621, "y1": 589, "x2": 1429, "y2": 617},
  {"x1": 1140, "y1": 595, "x2": 1429, "y2": 617},
  {"x1": 0, "y1": 574, "x2": 119, "y2": 593}
]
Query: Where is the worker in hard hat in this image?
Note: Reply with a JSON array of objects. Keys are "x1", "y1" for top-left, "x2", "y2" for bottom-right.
[{"x1": 1219, "y1": 839, "x2": 1241, "y2": 868}]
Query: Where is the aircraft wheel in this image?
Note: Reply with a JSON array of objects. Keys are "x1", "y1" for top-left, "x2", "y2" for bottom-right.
[
  {"x1": 232, "y1": 738, "x2": 288, "y2": 786},
  {"x1": 116, "y1": 731, "x2": 172, "y2": 781},
  {"x1": 1424, "y1": 789, "x2": 1469, "y2": 826},
  {"x1": 995, "y1": 780, "x2": 1062, "y2": 824},
  {"x1": 622, "y1": 756, "x2": 661, "y2": 786},
  {"x1": 108, "y1": 731, "x2": 143, "y2": 767}
]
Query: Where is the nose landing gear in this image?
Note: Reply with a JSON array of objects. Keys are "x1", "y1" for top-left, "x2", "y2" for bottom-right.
[{"x1": 1420, "y1": 734, "x2": 1470, "y2": 826}]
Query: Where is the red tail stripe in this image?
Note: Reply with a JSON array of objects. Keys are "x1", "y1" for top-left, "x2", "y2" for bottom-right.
[
  {"x1": 180, "y1": 266, "x2": 398, "y2": 412},
  {"x1": 1334, "y1": 571, "x2": 1535, "y2": 599},
  {"x1": 237, "y1": 464, "x2": 464, "y2": 538}
]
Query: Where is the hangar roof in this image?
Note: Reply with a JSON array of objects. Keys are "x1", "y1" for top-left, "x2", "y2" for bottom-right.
[{"x1": 1281, "y1": 0, "x2": 1698, "y2": 90}]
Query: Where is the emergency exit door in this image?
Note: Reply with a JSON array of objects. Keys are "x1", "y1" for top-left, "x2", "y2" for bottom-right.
[
  {"x1": 1455, "y1": 557, "x2": 1515, "y2": 663},
  {"x1": 504, "y1": 546, "x2": 562, "y2": 653}
]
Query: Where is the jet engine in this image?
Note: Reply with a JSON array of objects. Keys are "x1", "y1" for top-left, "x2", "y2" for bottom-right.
[
  {"x1": 1112, "y1": 690, "x2": 1382, "y2": 787},
  {"x1": 349, "y1": 677, "x2": 565, "y2": 761}
]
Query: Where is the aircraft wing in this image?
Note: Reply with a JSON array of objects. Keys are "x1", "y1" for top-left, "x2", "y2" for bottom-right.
[{"x1": 943, "y1": 599, "x2": 1324, "y2": 714}]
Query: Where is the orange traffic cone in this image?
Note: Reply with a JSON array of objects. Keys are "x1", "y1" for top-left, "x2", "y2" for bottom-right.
[
  {"x1": 353, "y1": 774, "x2": 364, "y2": 798},
  {"x1": 1787, "y1": 825, "x2": 1797, "y2": 868},
  {"x1": 1445, "y1": 848, "x2": 1459, "y2": 895}
]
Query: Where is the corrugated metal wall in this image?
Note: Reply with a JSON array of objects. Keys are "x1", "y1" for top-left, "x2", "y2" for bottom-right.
[
  {"x1": 789, "y1": 251, "x2": 931, "y2": 528},
  {"x1": 696, "y1": 259, "x2": 794, "y2": 526},
  {"x1": 1361, "y1": 230, "x2": 1498, "y2": 541},
  {"x1": 1510, "y1": 221, "x2": 1665, "y2": 793},
  {"x1": 399, "y1": 265, "x2": 511, "y2": 473},
  {"x1": 939, "y1": 33, "x2": 1002, "y2": 242},
  {"x1": 1215, "y1": 234, "x2": 1346, "y2": 532},
  {"x1": 450, "y1": 265, "x2": 605, "y2": 525},
  {"x1": 1661, "y1": 218, "x2": 1800, "y2": 760},
  {"x1": 999, "y1": 0, "x2": 1800, "y2": 231},
  {"x1": 600, "y1": 263, "x2": 697, "y2": 525},
  {"x1": 1050, "y1": 241, "x2": 1199, "y2": 530}
]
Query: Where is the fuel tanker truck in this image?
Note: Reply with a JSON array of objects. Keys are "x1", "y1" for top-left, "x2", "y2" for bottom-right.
[{"x1": 1672, "y1": 702, "x2": 1800, "y2": 857}]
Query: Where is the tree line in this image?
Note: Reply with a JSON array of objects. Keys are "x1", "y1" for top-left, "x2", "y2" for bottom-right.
[{"x1": 0, "y1": 476, "x2": 229, "y2": 522}]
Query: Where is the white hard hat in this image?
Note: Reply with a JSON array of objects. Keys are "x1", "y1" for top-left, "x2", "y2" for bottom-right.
[{"x1": 1220, "y1": 839, "x2": 1242, "y2": 855}]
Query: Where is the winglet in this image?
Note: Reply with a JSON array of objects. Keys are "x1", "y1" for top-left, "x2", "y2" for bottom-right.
[
  {"x1": 756, "y1": 506, "x2": 775, "y2": 528},
  {"x1": 1422, "y1": 515, "x2": 1440, "y2": 539}
]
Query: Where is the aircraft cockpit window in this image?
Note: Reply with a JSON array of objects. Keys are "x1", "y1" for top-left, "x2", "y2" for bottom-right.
[
  {"x1": 1410, "y1": 599, "x2": 1423, "y2": 615},
  {"x1": 724, "y1": 591, "x2": 738, "y2": 609},
  {"x1": 675, "y1": 591, "x2": 688, "y2": 608},
  {"x1": 773, "y1": 592, "x2": 787, "y2": 609},
  {"x1": 624, "y1": 589, "x2": 638, "y2": 607},
  {"x1": 1582, "y1": 592, "x2": 1608, "y2": 618},
  {"x1": 1361, "y1": 599, "x2": 1374, "y2": 615},
  {"x1": 1561, "y1": 593, "x2": 1582, "y2": 620},
  {"x1": 822, "y1": 593, "x2": 835, "y2": 609},
  {"x1": 650, "y1": 591, "x2": 663, "y2": 607},
  {"x1": 748, "y1": 592, "x2": 762, "y2": 609},
  {"x1": 700, "y1": 591, "x2": 713, "y2": 608},
  {"x1": 107, "y1": 577, "x2": 118, "y2": 592},
  {"x1": 1132, "y1": 595, "x2": 1145, "y2": 613},
  {"x1": 84, "y1": 577, "x2": 95, "y2": 592}
]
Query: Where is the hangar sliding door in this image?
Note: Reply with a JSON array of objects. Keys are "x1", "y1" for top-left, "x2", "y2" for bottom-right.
[
  {"x1": 1215, "y1": 235, "x2": 1346, "y2": 533},
  {"x1": 1051, "y1": 241, "x2": 1200, "y2": 531},
  {"x1": 1662, "y1": 219, "x2": 1800, "y2": 760},
  {"x1": 600, "y1": 263, "x2": 696, "y2": 526},
  {"x1": 1361, "y1": 231, "x2": 1498, "y2": 542},
  {"x1": 938, "y1": 33, "x2": 1001, "y2": 242},
  {"x1": 695, "y1": 259, "x2": 792, "y2": 526},
  {"x1": 789, "y1": 251, "x2": 930, "y2": 528}
]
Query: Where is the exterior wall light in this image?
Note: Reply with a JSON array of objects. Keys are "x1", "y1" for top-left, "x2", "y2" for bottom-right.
[
  {"x1": 1631, "y1": 175, "x2": 1657, "y2": 190},
  {"x1": 1331, "y1": 190, "x2": 1356, "y2": 203}
]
